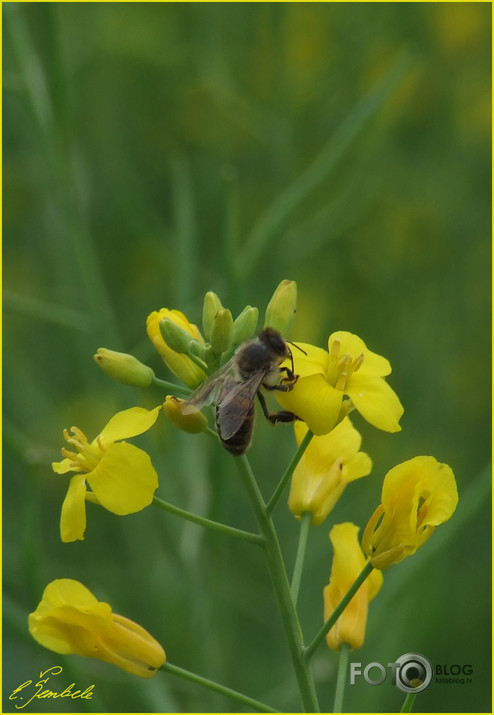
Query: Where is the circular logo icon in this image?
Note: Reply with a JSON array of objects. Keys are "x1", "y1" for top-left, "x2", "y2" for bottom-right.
[{"x1": 394, "y1": 653, "x2": 433, "y2": 693}]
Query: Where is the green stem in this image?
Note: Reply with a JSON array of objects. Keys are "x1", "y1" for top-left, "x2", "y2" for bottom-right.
[
  {"x1": 290, "y1": 511, "x2": 312, "y2": 606},
  {"x1": 160, "y1": 662, "x2": 280, "y2": 713},
  {"x1": 400, "y1": 692, "x2": 417, "y2": 713},
  {"x1": 152, "y1": 497, "x2": 264, "y2": 546},
  {"x1": 304, "y1": 561, "x2": 374, "y2": 661},
  {"x1": 266, "y1": 429, "x2": 314, "y2": 515},
  {"x1": 333, "y1": 642, "x2": 351, "y2": 713},
  {"x1": 236, "y1": 455, "x2": 319, "y2": 713},
  {"x1": 151, "y1": 376, "x2": 191, "y2": 398}
]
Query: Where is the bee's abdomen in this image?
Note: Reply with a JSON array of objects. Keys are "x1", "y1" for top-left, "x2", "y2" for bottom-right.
[{"x1": 218, "y1": 405, "x2": 255, "y2": 456}]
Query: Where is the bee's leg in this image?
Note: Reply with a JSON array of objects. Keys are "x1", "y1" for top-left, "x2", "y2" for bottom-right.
[
  {"x1": 257, "y1": 391, "x2": 300, "y2": 425},
  {"x1": 265, "y1": 377, "x2": 297, "y2": 393},
  {"x1": 278, "y1": 366, "x2": 297, "y2": 384}
]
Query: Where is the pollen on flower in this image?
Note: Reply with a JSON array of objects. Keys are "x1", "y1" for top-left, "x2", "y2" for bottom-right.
[{"x1": 61, "y1": 427, "x2": 101, "y2": 472}]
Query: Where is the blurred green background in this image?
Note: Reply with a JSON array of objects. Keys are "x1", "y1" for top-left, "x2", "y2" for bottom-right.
[{"x1": 3, "y1": 2, "x2": 491, "y2": 713}]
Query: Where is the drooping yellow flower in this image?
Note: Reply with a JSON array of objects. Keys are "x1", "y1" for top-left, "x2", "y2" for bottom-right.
[
  {"x1": 163, "y1": 395, "x2": 209, "y2": 434},
  {"x1": 362, "y1": 456, "x2": 458, "y2": 570},
  {"x1": 29, "y1": 579, "x2": 166, "y2": 678},
  {"x1": 289, "y1": 419, "x2": 372, "y2": 525},
  {"x1": 276, "y1": 331, "x2": 404, "y2": 435},
  {"x1": 324, "y1": 523, "x2": 383, "y2": 651},
  {"x1": 52, "y1": 406, "x2": 161, "y2": 542},
  {"x1": 146, "y1": 308, "x2": 207, "y2": 388}
]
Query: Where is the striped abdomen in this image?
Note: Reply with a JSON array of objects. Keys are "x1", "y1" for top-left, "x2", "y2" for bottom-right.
[{"x1": 217, "y1": 403, "x2": 255, "y2": 455}]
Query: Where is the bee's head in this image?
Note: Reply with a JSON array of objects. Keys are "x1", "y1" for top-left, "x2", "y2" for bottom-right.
[{"x1": 259, "y1": 327, "x2": 290, "y2": 359}]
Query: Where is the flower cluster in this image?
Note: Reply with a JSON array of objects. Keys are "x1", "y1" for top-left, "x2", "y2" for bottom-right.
[{"x1": 29, "y1": 279, "x2": 458, "y2": 695}]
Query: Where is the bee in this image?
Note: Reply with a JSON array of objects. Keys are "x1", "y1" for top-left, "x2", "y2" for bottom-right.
[{"x1": 182, "y1": 327, "x2": 300, "y2": 455}]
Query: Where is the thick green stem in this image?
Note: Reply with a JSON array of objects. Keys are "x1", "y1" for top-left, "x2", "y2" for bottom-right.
[
  {"x1": 304, "y1": 561, "x2": 374, "y2": 661},
  {"x1": 291, "y1": 511, "x2": 312, "y2": 606},
  {"x1": 152, "y1": 496, "x2": 264, "y2": 546},
  {"x1": 333, "y1": 642, "x2": 350, "y2": 713},
  {"x1": 160, "y1": 662, "x2": 280, "y2": 713},
  {"x1": 236, "y1": 455, "x2": 319, "y2": 713},
  {"x1": 266, "y1": 428, "x2": 314, "y2": 515}
]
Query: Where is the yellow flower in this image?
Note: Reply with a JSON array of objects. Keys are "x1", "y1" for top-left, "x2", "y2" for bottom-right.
[
  {"x1": 276, "y1": 331, "x2": 404, "y2": 435},
  {"x1": 29, "y1": 579, "x2": 166, "y2": 678},
  {"x1": 362, "y1": 456, "x2": 458, "y2": 570},
  {"x1": 146, "y1": 308, "x2": 207, "y2": 388},
  {"x1": 323, "y1": 523, "x2": 383, "y2": 651},
  {"x1": 289, "y1": 419, "x2": 372, "y2": 525},
  {"x1": 52, "y1": 406, "x2": 161, "y2": 542}
]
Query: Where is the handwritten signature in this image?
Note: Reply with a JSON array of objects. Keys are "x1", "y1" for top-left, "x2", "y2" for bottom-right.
[{"x1": 9, "y1": 666, "x2": 94, "y2": 710}]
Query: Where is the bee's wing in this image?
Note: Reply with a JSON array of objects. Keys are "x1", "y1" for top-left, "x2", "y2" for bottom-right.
[
  {"x1": 216, "y1": 371, "x2": 266, "y2": 440},
  {"x1": 181, "y1": 358, "x2": 237, "y2": 413}
]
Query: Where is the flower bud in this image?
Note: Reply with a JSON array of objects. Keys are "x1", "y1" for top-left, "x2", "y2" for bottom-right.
[
  {"x1": 94, "y1": 348, "x2": 155, "y2": 387},
  {"x1": 159, "y1": 318, "x2": 195, "y2": 354},
  {"x1": 202, "y1": 291, "x2": 223, "y2": 341},
  {"x1": 210, "y1": 308, "x2": 234, "y2": 356},
  {"x1": 163, "y1": 395, "x2": 208, "y2": 434},
  {"x1": 147, "y1": 309, "x2": 207, "y2": 388},
  {"x1": 189, "y1": 339, "x2": 206, "y2": 361},
  {"x1": 264, "y1": 279, "x2": 297, "y2": 334},
  {"x1": 232, "y1": 305, "x2": 259, "y2": 346}
]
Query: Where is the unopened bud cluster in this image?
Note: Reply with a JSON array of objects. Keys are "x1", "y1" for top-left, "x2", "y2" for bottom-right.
[
  {"x1": 94, "y1": 280, "x2": 297, "y2": 434},
  {"x1": 155, "y1": 279, "x2": 296, "y2": 378}
]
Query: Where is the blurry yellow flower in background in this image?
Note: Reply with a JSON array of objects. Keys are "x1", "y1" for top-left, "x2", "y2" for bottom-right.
[
  {"x1": 289, "y1": 418, "x2": 372, "y2": 525},
  {"x1": 362, "y1": 456, "x2": 458, "y2": 569},
  {"x1": 146, "y1": 308, "x2": 207, "y2": 388},
  {"x1": 52, "y1": 406, "x2": 161, "y2": 542},
  {"x1": 277, "y1": 331, "x2": 403, "y2": 435},
  {"x1": 324, "y1": 523, "x2": 383, "y2": 651},
  {"x1": 29, "y1": 579, "x2": 166, "y2": 678}
]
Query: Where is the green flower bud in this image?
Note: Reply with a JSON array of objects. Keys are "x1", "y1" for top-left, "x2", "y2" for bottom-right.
[
  {"x1": 210, "y1": 308, "x2": 234, "y2": 356},
  {"x1": 189, "y1": 339, "x2": 206, "y2": 361},
  {"x1": 202, "y1": 291, "x2": 223, "y2": 341},
  {"x1": 94, "y1": 349, "x2": 155, "y2": 387},
  {"x1": 232, "y1": 306, "x2": 259, "y2": 346},
  {"x1": 202, "y1": 345, "x2": 218, "y2": 369},
  {"x1": 163, "y1": 395, "x2": 208, "y2": 434},
  {"x1": 264, "y1": 280, "x2": 297, "y2": 334},
  {"x1": 159, "y1": 318, "x2": 195, "y2": 354}
]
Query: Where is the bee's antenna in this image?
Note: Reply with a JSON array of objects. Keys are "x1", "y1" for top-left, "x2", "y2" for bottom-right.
[{"x1": 288, "y1": 341, "x2": 307, "y2": 356}]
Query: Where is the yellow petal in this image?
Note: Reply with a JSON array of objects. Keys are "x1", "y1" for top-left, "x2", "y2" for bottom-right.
[
  {"x1": 346, "y1": 374, "x2": 403, "y2": 432},
  {"x1": 88, "y1": 443, "x2": 158, "y2": 515},
  {"x1": 52, "y1": 457, "x2": 79, "y2": 475},
  {"x1": 98, "y1": 406, "x2": 162, "y2": 445},
  {"x1": 344, "y1": 452, "x2": 373, "y2": 483},
  {"x1": 416, "y1": 458, "x2": 458, "y2": 526},
  {"x1": 101, "y1": 614, "x2": 166, "y2": 678},
  {"x1": 60, "y1": 474, "x2": 88, "y2": 542},
  {"x1": 289, "y1": 342, "x2": 329, "y2": 377},
  {"x1": 367, "y1": 567, "x2": 384, "y2": 601},
  {"x1": 329, "y1": 332, "x2": 391, "y2": 376},
  {"x1": 28, "y1": 579, "x2": 112, "y2": 654},
  {"x1": 277, "y1": 374, "x2": 342, "y2": 435}
]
